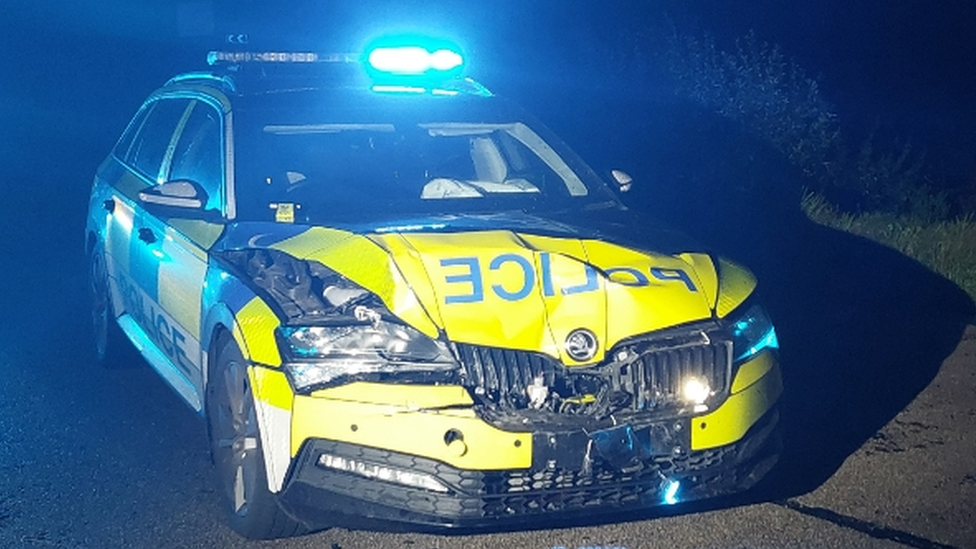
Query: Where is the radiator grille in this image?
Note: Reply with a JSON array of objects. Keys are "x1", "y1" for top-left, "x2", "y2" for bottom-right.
[{"x1": 456, "y1": 327, "x2": 732, "y2": 413}]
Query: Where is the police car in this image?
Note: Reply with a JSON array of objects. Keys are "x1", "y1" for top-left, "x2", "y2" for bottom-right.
[{"x1": 85, "y1": 39, "x2": 782, "y2": 538}]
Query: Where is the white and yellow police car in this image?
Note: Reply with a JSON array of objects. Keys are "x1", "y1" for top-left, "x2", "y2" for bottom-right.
[{"x1": 85, "y1": 39, "x2": 782, "y2": 538}]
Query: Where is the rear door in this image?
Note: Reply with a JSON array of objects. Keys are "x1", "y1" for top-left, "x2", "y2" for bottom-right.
[{"x1": 105, "y1": 98, "x2": 191, "y2": 343}]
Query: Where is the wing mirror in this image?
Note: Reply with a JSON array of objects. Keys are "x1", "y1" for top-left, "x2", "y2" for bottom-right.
[
  {"x1": 610, "y1": 170, "x2": 633, "y2": 193},
  {"x1": 139, "y1": 180, "x2": 207, "y2": 209},
  {"x1": 138, "y1": 180, "x2": 220, "y2": 220}
]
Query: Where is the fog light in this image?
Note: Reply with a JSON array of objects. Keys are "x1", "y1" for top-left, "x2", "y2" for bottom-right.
[
  {"x1": 681, "y1": 377, "x2": 711, "y2": 405},
  {"x1": 317, "y1": 453, "x2": 449, "y2": 493}
]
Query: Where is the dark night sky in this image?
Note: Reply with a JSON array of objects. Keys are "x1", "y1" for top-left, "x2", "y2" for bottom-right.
[{"x1": 2, "y1": 0, "x2": 975, "y2": 190}]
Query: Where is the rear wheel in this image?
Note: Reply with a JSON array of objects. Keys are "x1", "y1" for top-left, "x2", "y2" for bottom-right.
[
  {"x1": 89, "y1": 248, "x2": 134, "y2": 368},
  {"x1": 206, "y1": 334, "x2": 305, "y2": 539}
]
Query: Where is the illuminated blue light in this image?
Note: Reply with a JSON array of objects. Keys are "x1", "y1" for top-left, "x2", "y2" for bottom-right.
[
  {"x1": 367, "y1": 46, "x2": 463, "y2": 75},
  {"x1": 741, "y1": 327, "x2": 779, "y2": 361},
  {"x1": 663, "y1": 479, "x2": 680, "y2": 505},
  {"x1": 732, "y1": 304, "x2": 779, "y2": 362},
  {"x1": 735, "y1": 325, "x2": 779, "y2": 362}
]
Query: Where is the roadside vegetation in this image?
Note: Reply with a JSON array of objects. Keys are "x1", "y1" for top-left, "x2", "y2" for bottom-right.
[
  {"x1": 655, "y1": 27, "x2": 976, "y2": 309},
  {"x1": 802, "y1": 192, "x2": 976, "y2": 305}
]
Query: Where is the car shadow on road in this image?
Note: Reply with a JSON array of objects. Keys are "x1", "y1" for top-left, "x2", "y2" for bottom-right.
[{"x1": 617, "y1": 100, "x2": 976, "y2": 502}]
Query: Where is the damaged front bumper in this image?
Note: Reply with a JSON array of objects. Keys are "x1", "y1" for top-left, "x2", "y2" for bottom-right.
[
  {"x1": 274, "y1": 354, "x2": 782, "y2": 530},
  {"x1": 277, "y1": 406, "x2": 779, "y2": 530}
]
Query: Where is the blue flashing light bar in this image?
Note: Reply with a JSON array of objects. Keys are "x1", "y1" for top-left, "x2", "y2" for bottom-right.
[
  {"x1": 363, "y1": 36, "x2": 465, "y2": 78},
  {"x1": 367, "y1": 46, "x2": 463, "y2": 75}
]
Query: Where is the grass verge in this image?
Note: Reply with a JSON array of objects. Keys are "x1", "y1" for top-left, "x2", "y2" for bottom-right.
[{"x1": 802, "y1": 192, "x2": 976, "y2": 314}]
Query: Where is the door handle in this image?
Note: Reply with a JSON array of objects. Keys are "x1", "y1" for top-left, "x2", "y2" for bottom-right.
[
  {"x1": 102, "y1": 199, "x2": 115, "y2": 213},
  {"x1": 137, "y1": 227, "x2": 157, "y2": 244}
]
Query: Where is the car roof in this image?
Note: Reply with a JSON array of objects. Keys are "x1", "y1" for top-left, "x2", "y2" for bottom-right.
[
  {"x1": 158, "y1": 58, "x2": 523, "y2": 122},
  {"x1": 163, "y1": 51, "x2": 491, "y2": 98}
]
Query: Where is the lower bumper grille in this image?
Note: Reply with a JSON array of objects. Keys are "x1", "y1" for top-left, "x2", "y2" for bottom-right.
[{"x1": 280, "y1": 408, "x2": 779, "y2": 527}]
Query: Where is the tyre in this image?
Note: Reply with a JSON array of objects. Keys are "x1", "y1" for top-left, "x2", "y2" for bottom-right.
[
  {"x1": 89, "y1": 248, "x2": 135, "y2": 368},
  {"x1": 206, "y1": 334, "x2": 305, "y2": 539}
]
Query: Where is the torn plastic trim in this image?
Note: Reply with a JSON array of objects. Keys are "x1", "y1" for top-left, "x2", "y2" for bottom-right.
[
  {"x1": 459, "y1": 320, "x2": 736, "y2": 431},
  {"x1": 213, "y1": 248, "x2": 396, "y2": 326}
]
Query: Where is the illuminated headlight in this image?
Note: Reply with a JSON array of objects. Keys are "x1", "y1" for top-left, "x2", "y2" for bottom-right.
[
  {"x1": 731, "y1": 304, "x2": 779, "y2": 362},
  {"x1": 279, "y1": 321, "x2": 456, "y2": 391},
  {"x1": 317, "y1": 453, "x2": 449, "y2": 493},
  {"x1": 681, "y1": 376, "x2": 711, "y2": 406}
]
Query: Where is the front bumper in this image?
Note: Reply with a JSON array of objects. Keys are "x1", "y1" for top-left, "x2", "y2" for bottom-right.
[{"x1": 277, "y1": 406, "x2": 780, "y2": 530}]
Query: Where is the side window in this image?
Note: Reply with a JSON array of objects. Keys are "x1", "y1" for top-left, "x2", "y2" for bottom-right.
[
  {"x1": 113, "y1": 105, "x2": 151, "y2": 161},
  {"x1": 168, "y1": 101, "x2": 223, "y2": 212},
  {"x1": 125, "y1": 99, "x2": 192, "y2": 184}
]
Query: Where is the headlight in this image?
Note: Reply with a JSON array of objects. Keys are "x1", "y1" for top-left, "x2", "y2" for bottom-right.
[
  {"x1": 731, "y1": 303, "x2": 779, "y2": 362},
  {"x1": 279, "y1": 320, "x2": 457, "y2": 391}
]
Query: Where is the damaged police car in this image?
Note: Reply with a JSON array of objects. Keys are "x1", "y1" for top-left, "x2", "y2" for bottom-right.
[{"x1": 85, "y1": 40, "x2": 782, "y2": 539}]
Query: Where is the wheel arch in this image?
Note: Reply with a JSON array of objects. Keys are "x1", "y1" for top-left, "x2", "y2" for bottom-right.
[{"x1": 201, "y1": 303, "x2": 239, "y2": 406}]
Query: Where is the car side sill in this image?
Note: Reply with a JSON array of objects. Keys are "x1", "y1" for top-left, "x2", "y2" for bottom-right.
[{"x1": 117, "y1": 314, "x2": 203, "y2": 412}]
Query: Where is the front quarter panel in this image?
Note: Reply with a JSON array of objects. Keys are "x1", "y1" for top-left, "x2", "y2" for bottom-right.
[{"x1": 715, "y1": 258, "x2": 758, "y2": 318}]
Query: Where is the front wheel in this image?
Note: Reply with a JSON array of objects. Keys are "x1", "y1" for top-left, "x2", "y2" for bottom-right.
[{"x1": 206, "y1": 334, "x2": 305, "y2": 539}]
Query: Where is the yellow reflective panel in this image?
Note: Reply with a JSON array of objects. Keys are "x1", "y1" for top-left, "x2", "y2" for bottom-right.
[
  {"x1": 368, "y1": 233, "x2": 445, "y2": 328},
  {"x1": 167, "y1": 219, "x2": 224, "y2": 251},
  {"x1": 272, "y1": 228, "x2": 439, "y2": 338},
  {"x1": 310, "y1": 382, "x2": 473, "y2": 407},
  {"x1": 716, "y1": 258, "x2": 757, "y2": 318},
  {"x1": 248, "y1": 366, "x2": 293, "y2": 493},
  {"x1": 534, "y1": 247, "x2": 607, "y2": 365},
  {"x1": 105, "y1": 197, "x2": 133, "y2": 277},
  {"x1": 398, "y1": 231, "x2": 563, "y2": 358},
  {"x1": 386, "y1": 231, "x2": 719, "y2": 361},
  {"x1": 580, "y1": 240, "x2": 713, "y2": 349},
  {"x1": 730, "y1": 350, "x2": 776, "y2": 394},
  {"x1": 234, "y1": 297, "x2": 282, "y2": 366},
  {"x1": 292, "y1": 393, "x2": 531, "y2": 469},
  {"x1": 115, "y1": 170, "x2": 150, "y2": 202},
  {"x1": 251, "y1": 366, "x2": 294, "y2": 410},
  {"x1": 158, "y1": 227, "x2": 207, "y2": 340},
  {"x1": 679, "y1": 252, "x2": 718, "y2": 310},
  {"x1": 691, "y1": 361, "x2": 782, "y2": 450}
]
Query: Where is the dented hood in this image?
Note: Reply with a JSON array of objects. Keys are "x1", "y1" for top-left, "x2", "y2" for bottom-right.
[
  {"x1": 374, "y1": 230, "x2": 717, "y2": 365},
  {"x1": 218, "y1": 214, "x2": 719, "y2": 364}
]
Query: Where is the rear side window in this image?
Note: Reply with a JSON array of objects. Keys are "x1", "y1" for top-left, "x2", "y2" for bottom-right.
[
  {"x1": 168, "y1": 101, "x2": 223, "y2": 212},
  {"x1": 123, "y1": 99, "x2": 192, "y2": 183}
]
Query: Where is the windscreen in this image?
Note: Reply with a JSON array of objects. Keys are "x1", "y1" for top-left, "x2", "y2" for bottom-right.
[{"x1": 234, "y1": 108, "x2": 615, "y2": 224}]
